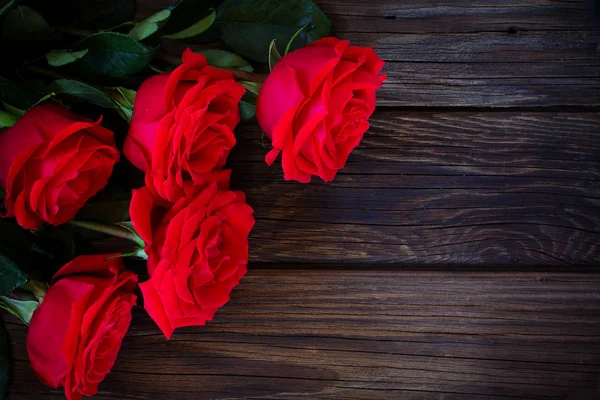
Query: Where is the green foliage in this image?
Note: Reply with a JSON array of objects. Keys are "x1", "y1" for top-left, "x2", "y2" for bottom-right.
[
  {"x1": 45, "y1": 49, "x2": 89, "y2": 67},
  {"x1": 73, "y1": 32, "x2": 156, "y2": 78},
  {"x1": 49, "y1": 80, "x2": 136, "y2": 122},
  {"x1": 0, "y1": 254, "x2": 28, "y2": 297},
  {"x1": 0, "y1": 0, "x2": 15, "y2": 19},
  {"x1": 0, "y1": 296, "x2": 37, "y2": 325},
  {"x1": 1, "y1": 102, "x2": 24, "y2": 117},
  {"x1": 217, "y1": 0, "x2": 331, "y2": 62},
  {"x1": 197, "y1": 49, "x2": 253, "y2": 72},
  {"x1": 163, "y1": 0, "x2": 222, "y2": 43},
  {"x1": 49, "y1": 79, "x2": 115, "y2": 108},
  {"x1": 129, "y1": 9, "x2": 171, "y2": 41},
  {"x1": 108, "y1": 87, "x2": 136, "y2": 122},
  {"x1": 285, "y1": 23, "x2": 309, "y2": 55},
  {"x1": 162, "y1": 8, "x2": 216, "y2": 39},
  {"x1": 0, "y1": 110, "x2": 18, "y2": 128},
  {"x1": 268, "y1": 39, "x2": 281, "y2": 71},
  {"x1": 1, "y1": 5, "x2": 50, "y2": 40},
  {"x1": 240, "y1": 81, "x2": 261, "y2": 96},
  {"x1": 239, "y1": 100, "x2": 256, "y2": 121}
]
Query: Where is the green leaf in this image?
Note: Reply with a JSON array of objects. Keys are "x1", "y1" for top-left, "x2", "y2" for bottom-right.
[
  {"x1": 21, "y1": 280, "x2": 47, "y2": 301},
  {"x1": 197, "y1": 49, "x2": 253, "y2": 72},
  {"x1": 1, "y1": 102, "x2": 24, "y2": 117},
  {"x1": 217, "y1": 0, "x2": 331, "y2": 62},
  {"x1": 162, "y1": 8, "x2": 216, "y2": 39},
  {"x1": 285, "y1": 22, "x2": 309, "y2": 55},
  {"x1": 114, "y1": 222, "x2": 144, "y2": 247},
  {"x1": 0, "y1": 110, "x2": 18, "y2": 128},
  {"x1": 0, "y1": 76, "x2": 40, "y2": 109},
  {"x1": 0, "y1": 253, "x2": 28, "y2": 297},
  {"x1": 0, "y1": 296, "x2": 37, "y2": 325},
  {"x1": 106, "y1": 87, "x2": 136, "y2": 122},
  {"x1": 45, "y1": 49, "x2": 89, "y2": 67},
  {"x1": 239, "y1": 100, "x2": 256, "y2": 121},
  {"x1": 129, "y1": 9, "x2": 171, "y2": 41},
  {"x1": 69, "y1": 220, "x2": 145, "y2": 248},
  {"x1": 1, "y1": 5, "x2": 50, "y2": 40},
  {"x1": 0, "y1": 319, "x2": 9, "y2": 400},
  {"x1": 240, "y1": 81, "x2": 262, "y2": 96},
  {"x1": 31, "y1": 93, "x2": 55, "y2": 107},
  {"x1": 116, "y1": 87, "x2": 136, "y2": 106},
  {"x1": 0, "y1": 0, "x2": 15, "y2": 19},
  {"x1": 73, "y1": 32, "x2": 156, "y2": 78},
  {"x1": 163, "y1": 0, "x2": 222, "y2": 42},
  {"x1": 48, "y1": 79, "x2": 114, "y2": 108},
  {"x1": 268, "y1": 39, "x2": 281, "y2": 71},
  {"x1": 105, "y1": 248, "x2": 147, "y2": 261}
]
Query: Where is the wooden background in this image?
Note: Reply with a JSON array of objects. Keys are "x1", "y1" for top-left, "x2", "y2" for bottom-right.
[{"x1": 5, "y1": 0, "x2": 600, "y2": 399}]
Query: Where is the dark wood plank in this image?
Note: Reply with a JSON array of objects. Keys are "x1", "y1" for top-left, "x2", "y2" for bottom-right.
[
  {"x1": 7, "y1": 269, "x2": 600, "y2": 399},
  {"x1": 228, "y1": 110, "x2": 600, "y2": 266},
  {"x1": 139, "y1": 0, "x2": 600, "y2": 107},
  {"x1": 317, "y1": 0, "x2": 600, "y2": 106}
]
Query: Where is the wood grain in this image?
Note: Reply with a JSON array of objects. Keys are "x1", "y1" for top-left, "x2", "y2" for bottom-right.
[
  {"x1": 140, "y1": 0, "x2": 600, "y2": 107},
  {"x1": 6, "y1": 269, "x2": 600, "y2": 399},
  {"x1": 228, "y1": 111, "x2": 600, "y2": 266},
  {"x1": 5, "y1": 2, "x2": 599, "y2": 400},
  {"x1": 316, "y1": 0, "x2": 600, "y2": 106}
]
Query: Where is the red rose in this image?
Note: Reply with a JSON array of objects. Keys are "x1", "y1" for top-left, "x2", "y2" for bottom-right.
[
  {"x1": 257, "y1": 37, "x2": 386, "y2": 183},
  {"x1": 124, "y1": 49, "x2": 246, "y2": 202},
  {"x1": 26, "y1": 255, "x2": 137, "y2": 400},
  {"x1": 0, "y1": 103, "x2": 119, "y2": 229},
  {"x1": 130, "y1": 170, "x2": 254, "y2": 338}
]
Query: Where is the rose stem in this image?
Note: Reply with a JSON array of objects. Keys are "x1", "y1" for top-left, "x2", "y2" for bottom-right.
[{"x1": 69, "y1": 220, "x2": 145, "y2": 248}]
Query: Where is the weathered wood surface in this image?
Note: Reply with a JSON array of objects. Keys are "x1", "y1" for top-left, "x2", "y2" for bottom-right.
[
  {"x1": 321, "y1": 0, "x2": 600, "y2": 106},
  {"x1": 230, "y1": 111, "x2": 600, "y2": 265},
  {"x1": 7, "y1": 270, "x2": 600, "y2": 399},
  {"x1": 5, "y1": 1, "x2": 600, "y2": 399},
  {"x1": 141, "y1": 0, "x2": 600, "y2": 107}
]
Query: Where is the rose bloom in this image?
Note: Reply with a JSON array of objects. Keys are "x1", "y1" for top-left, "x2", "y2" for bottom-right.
[
  {"x1": 124, "y1": 49, "x2": 246, "y2": 202},
  {"x1": 26, "y1": 255, "x2": 137, "y2": 400},
  {"x1": 257, "y1": 37, "x2": 386, "y2": 183},
  {"x1": 0, "y1": 104, "x2": 119, "y2": 229},
  {"x1": 130, "y1": 170, "x2": 254, "y2": 338}
]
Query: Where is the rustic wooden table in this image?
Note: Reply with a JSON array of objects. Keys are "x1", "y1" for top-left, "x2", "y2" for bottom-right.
[{"x1": 6, "y1": 0, "x2": 600, "y2": 399}]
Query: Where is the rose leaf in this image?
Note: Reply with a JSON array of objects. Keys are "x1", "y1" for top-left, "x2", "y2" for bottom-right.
[
  {"x1": 73, "y1": 32, "x2": 156, "y2": 78},
  {"x1": 217, "y1": 0, "x2": 332, "y2": 62},
  {"x1": 197, "y1": 49, "x2": 253, "y2": 72}
]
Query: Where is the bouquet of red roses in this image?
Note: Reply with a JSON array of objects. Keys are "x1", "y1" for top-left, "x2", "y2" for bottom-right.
[{"x1": 0, "y1": 0, "x2": 385, "y2": 398}]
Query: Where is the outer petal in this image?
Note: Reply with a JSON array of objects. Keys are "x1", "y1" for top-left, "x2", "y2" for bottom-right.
[
  {"x1": 140, "y1": 279, "x2": 174, "y2": 339},
  {"x1": 124, "y1": 74, "x2": 170, "y2": 172},
  {"x1": 257, "y1": 64, "x2": 305, "y2": 139},
  {"x1": 278, "y1": 38, "x2": 348, "y2": 95},
  {"x1": 130, "y1": 186, "x2": 159, "y2": 245},
  {"x1": 52, "y1": 253, "x2": 124, "y2": 282},
  {"x1": 27, "y1": 278, "x2": 95, "y2": 388}
]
